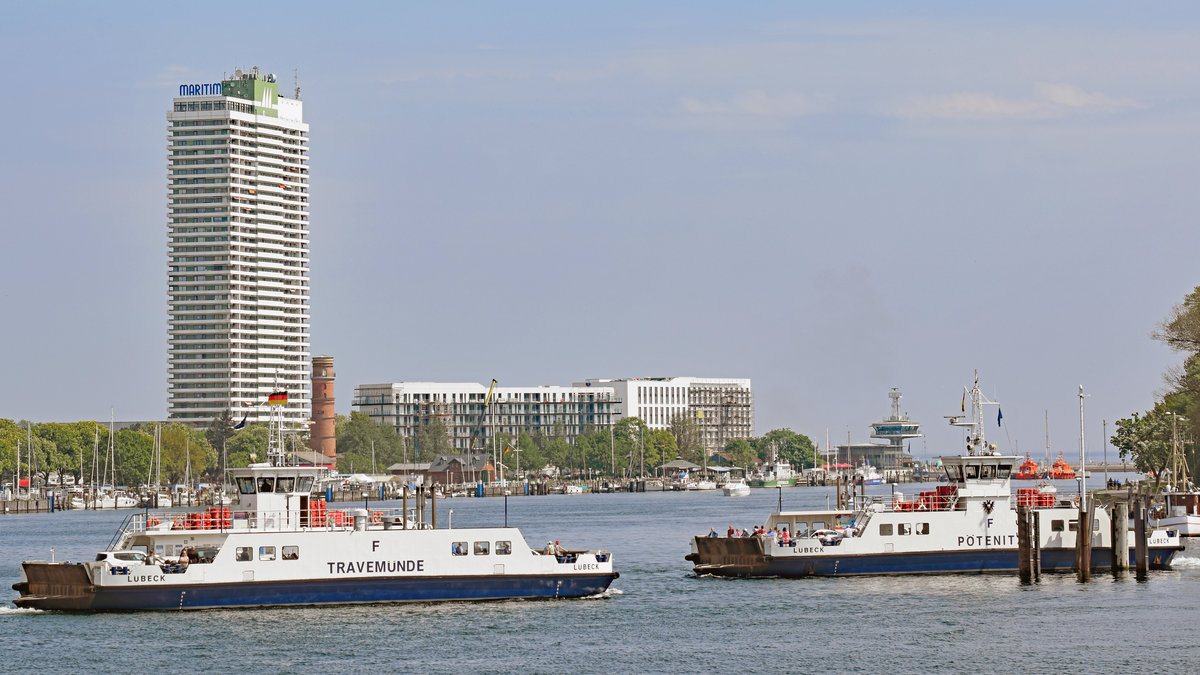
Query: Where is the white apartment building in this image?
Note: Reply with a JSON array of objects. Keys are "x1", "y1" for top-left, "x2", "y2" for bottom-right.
[
  {"x1": 167, "y1": 68, "x2": 311, "y2": 426},
  {"x1": 353, "y1": 377, "x2": 752, "y2": 456},
  {"x1": 575, "y1": 377, "x2": 754, "y2": 454},
  {"x1": 352, "y1": 382, "x2": 618, "y2": 452}
]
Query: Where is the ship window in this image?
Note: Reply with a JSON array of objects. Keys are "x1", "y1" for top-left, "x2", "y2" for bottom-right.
[
  {"x1": 276, "y1": 476, "x2": 295, "y2": 493},
  {"x1": 496, "y1": 541, "x2": 512, "y2": 555},
  {"x1": 944, "y1": 465, "x2": 963, "y2": 482},
  {"x1": 474, "y1": 541, "x2": 490, "y2": 555},
  {"x1": 236, "y1": 477, "x2": 256, "y2": 495},
  {"x1": 451, "y1": 541, "x2": 467, "y2": 556},
  {"x1": 795, "y1": 522, "x2": 810, "y2": 537},
  {"x1": 879, "y1": 523, "x2": 893, "y2": 536},
  {"x1": 997, "y1": 464, "x2": 1012, "y2": 478},
  {"x1": 980, "y1": 465, "x2": 995, "y2": 479},
  {"x1": 916, "y1": 523, "x2": 930, "y2": 535},
  {"x1": 235, "y1": 547, "x2": 252, "y2": 561},
  {"x1": 282, "y1": 546, "x2": 299, "y2": 560},
  {"x1": 257, "y1": 477, "x2": 276, "y2": 493},
  {"x1": 1051, "y1": 520, "x2": 1065, "y2": 532},
  {"x1": 297, "y1": 477, "x2": 314, "y2": 492},
  {"x1": 1093, "y1": 518, "x2": 1101, "y2": 532},
  {"x1": 259, "y1": 546, "x2": 276, "y2": 561},
  {"x1": 810, "y1": 521, "x2": 826, "y2": 534},
  {"x1": 898, "y1": 523, "x2": 912, "y2": 536},
  {"x1": 964, "y1": 465, "x2": 979, "y2": 480},
  {"x1": 1068, "y1": 520, "x2": 1078, "y2": 532}
]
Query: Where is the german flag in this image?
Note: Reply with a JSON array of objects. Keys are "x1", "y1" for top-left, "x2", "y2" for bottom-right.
[{"x1": 268, "y1": 391, "x2": 288, "y2": 406}]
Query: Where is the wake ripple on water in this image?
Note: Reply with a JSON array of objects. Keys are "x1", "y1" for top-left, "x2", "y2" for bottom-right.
[
  {"x1": 0, "y1": 607, "x2": 44, "y2": 615},
  {"x1": 1170, "y1": 554, "x2": 1200, "y2": 568}
]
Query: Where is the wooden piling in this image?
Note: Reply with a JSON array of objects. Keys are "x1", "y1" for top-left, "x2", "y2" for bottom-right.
[
  {"x1": 1111, "y1": 500, "x2": 1128, "y2": 572},
  {"x1": 1134, "y1": 494, "x2": 1149, "y2": 578},
  {"x1": 1075, "y1": 498, "x2": 1094, "y2": 581},
  {"x1": 1017, "y1": 505, "x2": 1033, "y2": 583},
  {"x1": 1032, "y1": 509, "x2": 1041, "y2": 581}
]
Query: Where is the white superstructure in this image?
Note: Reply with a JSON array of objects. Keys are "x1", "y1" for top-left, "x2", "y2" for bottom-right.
[{"x1": 167, "y1": 67, "x2": 311, "y2": 426}]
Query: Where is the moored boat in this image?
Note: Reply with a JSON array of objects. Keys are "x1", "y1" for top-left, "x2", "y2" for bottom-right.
[
  {"x1": 685, "y1": 376, "x2": 1183, "y2": 577},
  {"x1": 722, "y1": 477, "x2": 751, "y2": 497},
  {"x1": 1047, "y1": 452, "x2": 1076, "y2": 480},
  {"x1": 1014, "y1": 453, "x2": 1041, "y2": 480}
]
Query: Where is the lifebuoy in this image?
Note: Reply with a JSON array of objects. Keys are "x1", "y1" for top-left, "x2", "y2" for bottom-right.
[
  {"x1": 370, "y1": 511, "x2": 383, "y2": 525},
  {"x1": 147, "y1": 517, "x2": 160, "y2": 528},
  {"x1": 171, "y1": 516, "x2": 186, "y2": 530},
  {"x1": 1071, "y1": 495, "x2": 1080, "y2": 508}
]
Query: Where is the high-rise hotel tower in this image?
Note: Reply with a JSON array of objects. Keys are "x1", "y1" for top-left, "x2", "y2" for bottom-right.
[{"x1": 167, "y1": 67, "x2": 310, "y2": 426}]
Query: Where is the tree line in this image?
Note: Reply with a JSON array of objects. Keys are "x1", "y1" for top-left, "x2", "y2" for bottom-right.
[
  {"x1": 3, "y1": 403, "x2": 820, "y2": 488},
  {"x1": 1111, "y1": 286, "x2": 1200, "y2": 483},
  {"x1": 334, "y1": 410, "x2": 818, "y2": 478}
]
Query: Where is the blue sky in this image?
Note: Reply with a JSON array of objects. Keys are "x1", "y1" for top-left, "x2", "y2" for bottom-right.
[{"x1": 3, "y1": 2, "x2": 1200, "y2": 461}]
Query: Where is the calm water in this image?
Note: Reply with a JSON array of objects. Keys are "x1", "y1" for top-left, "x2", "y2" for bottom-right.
[{"x1": 3, "y1": 482, "x2": 1199, "y2": 673}]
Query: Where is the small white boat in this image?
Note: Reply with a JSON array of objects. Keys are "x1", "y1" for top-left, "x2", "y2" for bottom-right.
[
  {"x1": 854, "y1": 464, "x2": 884, "y2": 486},
  {"x1": 722, "y1": 478, "x2": 751, "y2": 497},
  {"x1": 688, "y1": 479, "x2": 718, "y2": 491}
]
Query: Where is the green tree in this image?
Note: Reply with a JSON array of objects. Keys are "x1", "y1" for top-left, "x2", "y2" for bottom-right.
[
  {"x1": 753, "y1": 428, "x2": 816, "y2": 470},
  {"x1": 413, "y1": 416, "x2": 453, "y2": 461},
  {"x1": 161, "y1": 424, "x2": 212, "y2": 484},
  {"x1": 227, "y1": 424, "x2": 270, "y2": 467},
  {"x1": 206, "y1": 408, "x2": 237, "y2": 453},
  {"x1": 723, "y1": 438, "x2": 757, "y2": 469},
  {"x1": 1111, "y1": 406, "x2": 1184, "y2": 485},
  {"x1": 648, "y1": 429, "x2": 677, "y2": 474},
  {"x1": 669, "y1": 413, "x2": 704, "y2": 464},
  {"x1": 1151, "y1": 286, "x2": 1200, "y2": 472},
  {"x1": 614, "y1": 418, "x2": 649, "y2": 476},
  {"x1": 335, "y1": 411, "x2": 407, "y2": 473},
  {"x1": 514, "y1": 430, "x2": 545, "y2": 475},
  {"x1": 114, "y1": 428, "x2": 154, "y2": 487}
]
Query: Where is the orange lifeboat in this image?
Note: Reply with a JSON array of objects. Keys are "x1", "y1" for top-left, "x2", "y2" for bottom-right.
[
  {"x1": 1047, "y1": 452, "x2": 1076, "y2": 480},
  {"x1": 1014, "y1": 453, "x2": 1041, "y2": 480}
]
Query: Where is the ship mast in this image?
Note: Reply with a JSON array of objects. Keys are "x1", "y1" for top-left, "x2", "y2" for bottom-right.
[{"x1": 946, "y1": 371, "x2": 1001, "y2": 456}]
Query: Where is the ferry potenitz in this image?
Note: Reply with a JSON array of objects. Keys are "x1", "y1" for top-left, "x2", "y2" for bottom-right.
[{"x1": 686, "y1": 376, "x2": 1182, "y2": 577}]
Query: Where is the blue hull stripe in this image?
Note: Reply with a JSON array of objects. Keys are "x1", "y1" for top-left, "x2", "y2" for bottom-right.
[
  {"x1": 706, "y1": 547, "x2": 1180, "y2": 577},
  {"x1": 72, "y1": 574, "x2": 616, "y2": 611}
]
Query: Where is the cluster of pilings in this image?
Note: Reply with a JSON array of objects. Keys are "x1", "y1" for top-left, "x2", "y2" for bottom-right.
[{"x1": 1018, "y1": 491, "x2": 1156, "y2": 583}]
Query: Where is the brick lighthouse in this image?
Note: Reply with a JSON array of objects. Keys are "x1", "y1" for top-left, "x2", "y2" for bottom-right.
[{"x1": 311, "y1": 356, "x2": 336, "y2": 466}]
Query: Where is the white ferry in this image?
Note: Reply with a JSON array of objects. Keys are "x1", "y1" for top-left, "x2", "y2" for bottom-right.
[
  {"x1": 13, "y1": 455, "x2": 617, "y2": 611},
  {"x1": 686, "y1": 377, "x2": 1183, "y2": 577}
]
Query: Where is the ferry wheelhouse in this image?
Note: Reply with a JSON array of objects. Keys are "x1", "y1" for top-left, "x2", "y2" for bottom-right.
[{"x1": 686, "y1": 377, "x2": 1182, "y2": 577}]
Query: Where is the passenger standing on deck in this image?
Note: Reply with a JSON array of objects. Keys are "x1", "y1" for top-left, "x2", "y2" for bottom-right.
[
  {"x1": 708, "y1": 527, "x2": 718, "y2": 537},
  {"x1": 727, "y1": 525, "x2": 736, "y2": 537}
]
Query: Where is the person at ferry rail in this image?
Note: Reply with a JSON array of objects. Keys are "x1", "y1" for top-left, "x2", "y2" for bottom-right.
[
  {"x1": 708, "y1": 527, "x2": 718, "y2": 538},
  {"x1": 780, "y1": 527, "x2": 790, "y2": 546},
  {"x1": 727, "y1": 525, "x2": 736, "y2": 537}
]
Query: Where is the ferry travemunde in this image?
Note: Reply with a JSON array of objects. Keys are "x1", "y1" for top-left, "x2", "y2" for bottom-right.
[
  {"x1": 13, "y1": 462, "x2": 617, "y2": 611},
  {"x1": 686, "y1": 377, "x2": 1183, "y2": 577}
]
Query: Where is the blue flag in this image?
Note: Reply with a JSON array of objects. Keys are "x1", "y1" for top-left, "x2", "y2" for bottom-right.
[
  {"x1": 234, "y1": 414, "x2": 248, "y2": 430},
  {"x1": 997, "y1": 408, "x2": 1003, "y2": 427}
]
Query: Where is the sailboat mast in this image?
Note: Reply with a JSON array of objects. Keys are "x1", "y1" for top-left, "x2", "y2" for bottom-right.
[{"x1": 1044, "y1": 410, "x2": 1050, "y2": 469}]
